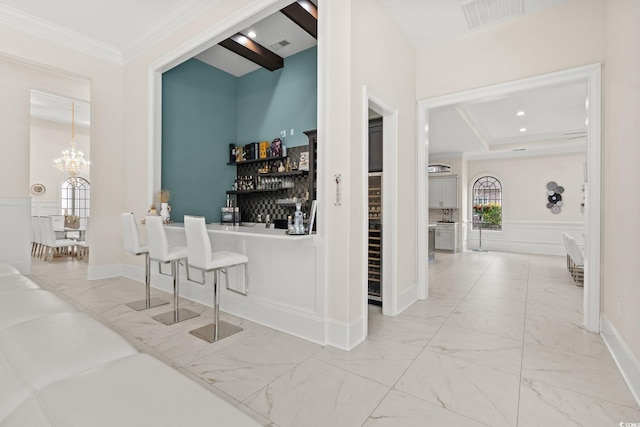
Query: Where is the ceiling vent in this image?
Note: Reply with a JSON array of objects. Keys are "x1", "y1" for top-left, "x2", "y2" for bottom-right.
[
  {"x1": 461, "y1": 0, "x2": 524, "y2": 30},
  {"x1": 270, "y1": 40, "x2": 291, "y2": 51}
]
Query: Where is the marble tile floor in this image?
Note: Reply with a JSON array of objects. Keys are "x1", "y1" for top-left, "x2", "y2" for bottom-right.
[{"x1": 27, "y1": 251, "x2": 640, "y2": 427}]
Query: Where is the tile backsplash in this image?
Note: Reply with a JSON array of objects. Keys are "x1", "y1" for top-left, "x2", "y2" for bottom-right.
[{"x1": 429, "y1": 208, "x2": 459, "y2": 223}]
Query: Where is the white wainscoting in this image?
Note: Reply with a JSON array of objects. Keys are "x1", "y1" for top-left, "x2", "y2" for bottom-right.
[
  {"x1": 0, "y1": 197, "x2": 32, "y2": 274},
  {"x1": 31, "y1": 201, "x2": 59, "y2": 216},
  {"x1": 466, "y1": 220, "x2": 584, "y2": 255}
]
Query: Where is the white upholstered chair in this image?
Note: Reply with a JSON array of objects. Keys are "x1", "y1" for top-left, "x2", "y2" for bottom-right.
[
  {"x1": 145, "y1": 215, "x2": 199, "y2": 325},
  {"x1": 121, "y1": 213, "x2": 168, "y2": 311},
  {"x1": 184, "y1": 215, "x2": 248, "y2": 343},
  {"x1": 39, "y1": 216, "x2": 76, "y2": 262}
]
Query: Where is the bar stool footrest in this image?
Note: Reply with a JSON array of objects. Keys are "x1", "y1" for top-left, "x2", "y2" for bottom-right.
[
  {"x1": 189, "y1": 321, "x2": 243, "y2": 343},
  {"x1": 152, "y1": 308, "x2": 200, "y2": 325},
  {"x1": 126, "y1": 297, "x2": 169, "y2": 311}
]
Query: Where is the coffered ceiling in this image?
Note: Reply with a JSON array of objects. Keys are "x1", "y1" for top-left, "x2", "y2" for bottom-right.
[{"x1": 429, "y1": 81, "x2": 588, "y2": 159}]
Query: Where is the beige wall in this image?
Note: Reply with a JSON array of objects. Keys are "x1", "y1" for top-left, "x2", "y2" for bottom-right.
[
  {"x1": 345, "y1": 0, "x2": 417, "y2": 321},
  {"x1": 0, "y1": 56, "x2": 90, "y2": 198},
  {"x1": 416, "y1": 0, "x2": 606, "y2": 100},
  {"x1": 467, "y1": 152, "x2": 586, "y2": 222},
  {"x1": 603, "y1": 0, "x2": 640, "y2": 361},
  {"x1": 0, "y1": 25, "x2": 125, "y2": 269}
]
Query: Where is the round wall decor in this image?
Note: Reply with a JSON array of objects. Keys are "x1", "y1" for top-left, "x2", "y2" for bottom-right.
[
  {"x1": 546, "y1": 181, "x2": 563, "y2": 214},
  {"x1": 31, "y1": 183, "x2": 46, "y2": 196}
]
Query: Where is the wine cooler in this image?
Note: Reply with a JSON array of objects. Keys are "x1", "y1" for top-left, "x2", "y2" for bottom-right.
[{"x1": 368, "y1": 173, "x2": 382, "y2": 304}]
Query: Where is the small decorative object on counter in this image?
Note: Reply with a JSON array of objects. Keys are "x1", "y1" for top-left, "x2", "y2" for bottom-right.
[
  {"x1": 293, "y1": 201, "x2": 305, "y2": 234},
  {"x1": 157, "y1": 189, "x2": 171, "y2": 223},
  {"x1": 278, "y1": 162, "x2": 285, "y2": 173},
  {"x1": 148, "y1": 203, "x2": 157, "y2": 216}
]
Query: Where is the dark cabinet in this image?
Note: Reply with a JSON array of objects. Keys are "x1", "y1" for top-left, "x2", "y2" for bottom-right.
[{"x1": 369, "y1": 118, "x2": 383, "y2": 172}]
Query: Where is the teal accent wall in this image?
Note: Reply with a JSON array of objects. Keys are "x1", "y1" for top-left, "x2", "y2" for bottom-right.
[
  {"x1": 162, "y1": 59, "x2": 237, "y2": 223},
  {"x1": 237, "y1": 46, "x2": 317, "y2": 147},
  {"x1": 162, "y1": 47, "x2": 317, "y2": 222}
]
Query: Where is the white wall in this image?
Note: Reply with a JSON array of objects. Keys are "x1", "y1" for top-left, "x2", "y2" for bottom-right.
[
  {"x1": 30, "y1": 118, "x2": 90, "y2": 214},
  {"x1": 416, "y1": 0, "x2": 606, "y2": 100},
  {"x1": 601, "y1": 0, "x2": 640, "y2": 400},
  {"x1": 0, "y1": 25, "x2": 125, "y2": 272},
  {"x1": 340, "y1": 0, "x2": 417, "y2": 344},
  {"x1": 467, "y1": 152, "x2": 586, "y2": 222}
]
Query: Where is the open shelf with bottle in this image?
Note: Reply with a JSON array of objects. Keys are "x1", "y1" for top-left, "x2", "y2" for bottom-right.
[
  {"x1": 368, "y1": 172, "x2": 382, "y2": 303},
  {"x1": 227, "y1": 131, "x2": 317, "y2": 225}
]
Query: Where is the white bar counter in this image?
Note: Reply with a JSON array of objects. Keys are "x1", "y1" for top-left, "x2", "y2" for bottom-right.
[{"x1": 161, "y1": 223, "x2": 323, "y2": 344}]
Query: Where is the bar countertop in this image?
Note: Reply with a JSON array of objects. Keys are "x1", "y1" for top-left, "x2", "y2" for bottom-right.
[{"x1": 166, "y1": 222, "x2": 314, "y2": 240}]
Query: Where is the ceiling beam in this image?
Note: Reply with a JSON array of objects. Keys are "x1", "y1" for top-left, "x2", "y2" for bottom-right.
[
  {"x1": 219, "y1": 33, "x2": 283, "y2": 72},
  {"x1": 281, "y1": 0, "x2": 318, "y2": 39}
]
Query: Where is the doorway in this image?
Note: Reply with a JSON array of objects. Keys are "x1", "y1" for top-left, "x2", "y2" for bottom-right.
[
  {"x1": 363, "y1": 88, "x2": 399, "y2": 339},
  {"x1": 416, "y1": 64, "x2": 602, "y2": 332}
]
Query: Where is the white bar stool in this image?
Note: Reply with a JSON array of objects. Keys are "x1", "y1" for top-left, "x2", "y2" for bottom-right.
[
  {"x1": 121, "y1": 213, "x2": 168, "y2": 311},
  {"x1": 145, "y1": 215, "x2": 199, "y2": 325},
  {"x1": 184, "y1": 215, "x2": 248, "y2": 343}
]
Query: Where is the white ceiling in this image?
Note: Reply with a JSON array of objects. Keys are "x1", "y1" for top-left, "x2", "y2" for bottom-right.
[
  {"x1": 0, "y1": 0, "x2": 212, "y2": 59},
  {"x1": 30, "y1": 91, "x2": 90, "y2": 127},
  {"x1": 4, "y1": 0, "x2": 582, "y2": 157},
  {"x1": 195, "y1": 11, "x2": 317, "y2": 77},
  {"x1": 379, "y1": 0, "x2": 570, "y2": 48},
  {"x1": 429, "y1": 81, "x2": 588, "y2": 159}
]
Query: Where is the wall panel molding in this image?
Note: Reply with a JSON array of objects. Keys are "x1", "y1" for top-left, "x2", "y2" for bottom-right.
[{"x1": 466, "y1": 220, "x2": 584, "y2": 255}]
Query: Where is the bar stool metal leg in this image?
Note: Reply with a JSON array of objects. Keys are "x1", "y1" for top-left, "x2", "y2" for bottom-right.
[
  {"x1": 189, "y1": 268, "x2": 243, "y2": 343},
  {"x1": 152, "y1": 259, "x2": 200, "y2": 325},
  {"x1": 126, "y1": 253, "x2": 169, "y2": 311}
]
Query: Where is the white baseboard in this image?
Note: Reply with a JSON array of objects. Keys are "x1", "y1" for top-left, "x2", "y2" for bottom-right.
[
  {"x1": 325, "y1": 316, "x2": 365, "y2": 351},
  {"x1": 600, "y1": 314, "x2": 640, "y2": 408},
  {"x1": 396, "y1": 283, "x2": 417, "y2": 314}
]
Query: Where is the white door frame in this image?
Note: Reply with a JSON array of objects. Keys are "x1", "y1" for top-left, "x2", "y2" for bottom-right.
[
  {"x1": 362, "y1": 87, "x2": 399, "y2": 336},
  {"x1": 416, "y1": 64, "x2": 602, "y2": 332}
]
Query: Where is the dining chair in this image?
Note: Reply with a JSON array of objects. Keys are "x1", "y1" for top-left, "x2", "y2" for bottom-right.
[
  {"x1": 121, "y1": 213, "x2": 168, "y2": 311},
  {"x1": 184, "y1": 215, "x2": 248, "y2": 343},
  {"x1": 40, "y1": 216, "x2": 77, "y2": 262},
  {"x1": 75, "y1": 221, "x2": 90, "y2": 261},
  {"x1": 31, "y1": 217, "x2": 39, "y2": 257},
  {"x1": 145, "y1": 215, "x2": 199, "y2": 325},
  {"x1": 568, "y1": 235, "x2": 585, "y2": 286}
]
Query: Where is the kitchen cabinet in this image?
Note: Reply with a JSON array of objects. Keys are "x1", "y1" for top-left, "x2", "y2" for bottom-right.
[
  {"x1": 435, "y1": 223, "x2": 457, "y2": 251},
  {"x1": 429, "y1": 176, "x2": 458, "y2": 208}
]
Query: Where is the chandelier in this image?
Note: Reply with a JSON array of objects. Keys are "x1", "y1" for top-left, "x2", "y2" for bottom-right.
[{"x1": 53, "y1": 101, "x2": 90, "y2": 180}]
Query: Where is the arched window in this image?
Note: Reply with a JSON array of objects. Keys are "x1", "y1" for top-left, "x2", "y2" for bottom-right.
[
  {"x1": 472, "y1": 176, "x2": 502, "y2": 230},
  {"x1": 61, "y1": 177, "x2": 90, "y2": 221}
]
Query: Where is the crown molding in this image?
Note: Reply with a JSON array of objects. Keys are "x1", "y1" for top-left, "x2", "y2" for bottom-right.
[
  {"x1": 0, "y1": 4, "x2": 123, "y2": 64},
  {"x1": 122, "y1": 0, "x2": 216, "y2": 62}
]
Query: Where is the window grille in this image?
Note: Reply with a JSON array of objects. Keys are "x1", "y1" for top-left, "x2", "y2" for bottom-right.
[{"x1": 472, "y1": 176, "x2": 502, "y2": 230}]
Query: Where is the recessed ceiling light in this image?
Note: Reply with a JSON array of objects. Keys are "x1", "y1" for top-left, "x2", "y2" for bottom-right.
[
  {"x1": 247, "y1": 30, "x2": 256, "y2": 38},
  {"x1": 520, "y1": 128, "x2": 527, "y2": 132},
  {"x1": 516, "y1": 111, "x2": 525, "y2": 116}
]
